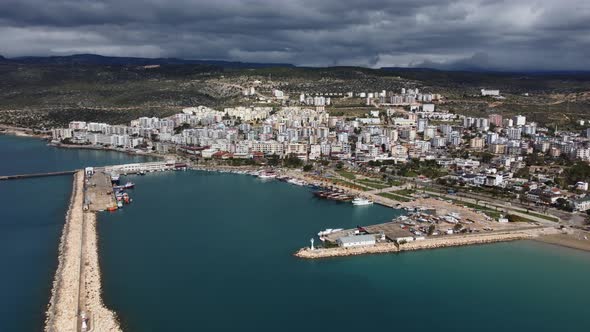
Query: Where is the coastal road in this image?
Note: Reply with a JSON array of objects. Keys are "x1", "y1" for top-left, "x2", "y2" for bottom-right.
[{"x1": 419, "y1": 189, "x2": 558, "y2": 225}]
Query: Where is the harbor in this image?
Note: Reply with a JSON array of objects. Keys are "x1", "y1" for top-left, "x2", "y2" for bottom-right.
[{"x1": 1, "y1": 134, "x2": 590, "y2": 331}]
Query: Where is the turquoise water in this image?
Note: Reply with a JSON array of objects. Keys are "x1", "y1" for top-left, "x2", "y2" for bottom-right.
[
  {"x1": 0, "y1": 135, "x2": 152, "y2": 331},
  {"x1": 99, "y1": 171, "x2": 590, "y2": 332}
]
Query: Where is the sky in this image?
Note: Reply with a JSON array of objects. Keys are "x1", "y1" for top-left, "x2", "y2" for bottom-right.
[{"x1": 0, "y1": 0, "x2": 589, "y2": 70}]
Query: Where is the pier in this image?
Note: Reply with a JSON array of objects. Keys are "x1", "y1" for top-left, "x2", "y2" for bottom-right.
[
  {"x1": 0, "y1": 170, "x2": 77, "y2": 181},
  {"x1": 295, "y1": 227, "x2": 556, "y2": 259},
  {"x1": 45, "y1": 170, "x2": 121, "y2": 332}
]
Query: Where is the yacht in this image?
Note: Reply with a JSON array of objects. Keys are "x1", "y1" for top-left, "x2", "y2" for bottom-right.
[{"x1": 352, "y1": 197, "x2": 373, "y2": 206}]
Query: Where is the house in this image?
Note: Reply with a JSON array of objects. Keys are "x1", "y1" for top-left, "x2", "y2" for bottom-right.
[
  {"x1": 575, "y1": 182, "x2": 589, "y2": 191},
  {"x1": 573, "y1": 197, "x2": 590, "y2": 211},
  {"x1": 336, "y1": 234, "x2": 376, "y2": 248},
  {"x1": 485, "y1": 174, "x2": 504, "y2": 187}
]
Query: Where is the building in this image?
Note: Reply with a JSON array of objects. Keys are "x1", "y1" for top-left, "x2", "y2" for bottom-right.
[
  {"x1": 513, "y1": 115, "x2": 526, "y2": 127},
  {"x1": 336, "y1": 234, "x2": 376, "y2": 248},
  {"x1": 470, "y1": 137, "x2": 485, "y2": 149},
  {"x1": 481, "y1": 89, "x2": 500, "y2": 96},
  {"x1": 573, "y1": 197, "x2": 590, "y2": 211},
  {"x1": 488, "y1": 114, "x2": 503, "y2": 127}
]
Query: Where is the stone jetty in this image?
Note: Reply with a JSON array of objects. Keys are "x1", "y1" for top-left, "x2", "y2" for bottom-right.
[
  {"x1": 44, "y1": 171, "x2": 121, "y2": 332},
  {"x1": 294, "y1": 230, "x2": 546, "y2": 259}
]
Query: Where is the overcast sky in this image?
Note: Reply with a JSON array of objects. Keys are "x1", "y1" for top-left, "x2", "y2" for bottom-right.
[{"x1": 0, "y1": 0, "x2": 588, "y2": 70}]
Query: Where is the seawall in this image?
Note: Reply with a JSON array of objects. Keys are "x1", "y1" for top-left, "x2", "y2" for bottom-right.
[
  {"x1": 295, "y1": 231, "x2": 538, "y2": 259},
  {"x1": 44, "y1": 170, "x2": 121, "y2": 332}
]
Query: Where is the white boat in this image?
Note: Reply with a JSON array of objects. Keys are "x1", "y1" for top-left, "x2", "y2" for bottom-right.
[
  {"x1": 352, "y1": 197, "x2": 373, "y2": 206},
  {"x1": 287, "y1": 178, "x2": 306, "y2": 186},
  {"x1": 317, "y1": 228, "x2": 344, "y2": 241},
  {"x1": 258, "y1": 171, "x2": 277, "y2": 179}
]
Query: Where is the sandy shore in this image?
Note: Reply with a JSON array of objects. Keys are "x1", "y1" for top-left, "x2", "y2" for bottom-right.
[
  {"x1": 534, "y1": 231, "x2": 590, "y2": 252},
  {"x1": 45, "y1": 171, "x2": 121, "y2": 332}
]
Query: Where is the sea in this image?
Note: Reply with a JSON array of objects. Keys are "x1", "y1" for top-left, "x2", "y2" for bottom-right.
[{"x1": 2, "y1": 134, "x2": 590, "y2": 332}]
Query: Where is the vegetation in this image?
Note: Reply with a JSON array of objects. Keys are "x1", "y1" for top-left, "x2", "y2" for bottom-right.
[{"x1": 378, "y1": 192, "x2": 411, "y2": 202}]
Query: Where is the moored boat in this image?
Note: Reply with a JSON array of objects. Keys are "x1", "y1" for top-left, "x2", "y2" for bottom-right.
[{"x1": 352, "y1": 197, "x2": 373, "y2": 206}]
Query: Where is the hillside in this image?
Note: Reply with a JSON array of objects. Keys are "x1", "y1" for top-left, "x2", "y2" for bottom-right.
[{"x1": 0, "y1": 55, "x2": 589, "y2": 129}]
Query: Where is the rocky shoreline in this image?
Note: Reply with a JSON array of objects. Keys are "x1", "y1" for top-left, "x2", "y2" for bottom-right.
[
  {"x1": 294, "y1": 230, "x2": 552, "y2": 259},
  {"x1": 44, "y1": 171, "x2": 121, "y2": 332}
]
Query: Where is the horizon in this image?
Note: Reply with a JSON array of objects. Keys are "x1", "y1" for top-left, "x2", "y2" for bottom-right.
[{"x1": 3, "y1": 52, "x2": 590, "y2": 74}]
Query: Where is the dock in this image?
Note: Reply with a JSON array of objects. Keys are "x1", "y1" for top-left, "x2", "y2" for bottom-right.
[
  {"x1": 85, "y1": 171, "x2": 117, "y2": 212},
  {"x1": 0, "y1": 170, "x2": 77, "y2": 181}
]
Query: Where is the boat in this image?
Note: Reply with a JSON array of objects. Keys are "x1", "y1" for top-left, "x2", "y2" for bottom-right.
[
  {"x1": 352, "y1": 197, "x2": 373, "y2": 206},
  {"x1": 117, "y1": 201, "x2": 123, "y2": 208},
  {"x1": 258, "y1": 171, "x2": 277, "y2": 179},
  {"x1": 317, "y1": 228, "x2": 343, "y2": 237},
  {"x1": 106, "y1": 206, "x2": 118, "y2": 212},
  {"x1": 138, "y1": 170, "x2": 146, "y2": 176},
  {"x1": 287, "y1": 178, "x2": 306, "y2": 186},
  {"x1": 110, "y1": 173, "x2": 120, "y2": 184}
]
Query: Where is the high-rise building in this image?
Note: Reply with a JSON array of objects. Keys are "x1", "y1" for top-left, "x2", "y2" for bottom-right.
[
  {"x1": 488, "y1": 114, "x2": 503, "y2": 127},
  {"x1": 513, "y1": 115, "x2": 526, "y2": 126}
]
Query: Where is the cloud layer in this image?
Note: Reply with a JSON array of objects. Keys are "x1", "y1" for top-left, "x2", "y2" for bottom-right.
[{"x1": 0, "y1": 0, "x2": 589, "y2": 70}]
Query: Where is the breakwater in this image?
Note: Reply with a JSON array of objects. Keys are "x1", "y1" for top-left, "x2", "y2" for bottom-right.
[
  {"x1": 0, "y1": 170, "x2": 77, "y2": 181},
  {"x1": 294, "y1": 230, "x2": 545, "y2": 259},
  {"x1": 44, "y1": 171, "x2": 121, "y2": 332}
]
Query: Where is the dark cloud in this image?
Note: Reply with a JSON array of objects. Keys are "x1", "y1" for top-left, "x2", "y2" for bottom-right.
[{"x1": 0, "y1": 0, "x2": 588, "y2": 70}]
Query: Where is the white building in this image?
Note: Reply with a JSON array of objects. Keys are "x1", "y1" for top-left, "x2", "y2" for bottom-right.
[
  {"x1": 513, "y1": 115, "x2": 526, "y2": 127},
  {"x1": 336, "y1": 234, "x2": 376, "y2": 248},
  {"x1": 481, "y1": 89, "x2": 500, "y2": 96}
]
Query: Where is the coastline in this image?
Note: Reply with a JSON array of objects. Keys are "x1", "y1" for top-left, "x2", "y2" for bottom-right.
[
  {"x1": 533, "y1": 232, "x2": 590, "y2": 252},
  {"x1": 48, "y1": 141, "x2": 165, "y2": 160},
  {"x1": 44, "y1": 171, "x2": 121, "y2": 332},
  {"x1": 0, "y1": 124, "x2": 50, "y2": 139}
]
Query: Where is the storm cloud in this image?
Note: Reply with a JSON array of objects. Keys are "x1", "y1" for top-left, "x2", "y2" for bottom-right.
[{"x1": 0, "y1": 0, "x2": 589, "y2": 70}]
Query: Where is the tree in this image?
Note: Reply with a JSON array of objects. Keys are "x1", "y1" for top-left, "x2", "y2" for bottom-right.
[
  {"x1": 335, "y1": 161, "x2": 344, "y2": 170},
  {"x1": 303, "y1": 164, "x2": 313, "y2": 172},
  {"x1": 428, "y1": 224, "x2": 436, "y2": 235}
]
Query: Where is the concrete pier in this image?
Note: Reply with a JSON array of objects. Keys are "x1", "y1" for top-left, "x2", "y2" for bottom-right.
[{"x1": 0, "y1": 170, "x2": 76, "y2": 181}]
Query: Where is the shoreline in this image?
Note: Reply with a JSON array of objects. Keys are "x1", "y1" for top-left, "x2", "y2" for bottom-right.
[
  {"x1": 0, "y1": 124, "x2": 50, "y2": 139},
  {"x1": 48, "y1": 142, "x2": 165, "y2": 160},
  {"x1": 533, "y1": 232, "x2": 590, "y2": 252},
  {"x1": 44, "y1": 171, "x2": 121, "y2": 332}
]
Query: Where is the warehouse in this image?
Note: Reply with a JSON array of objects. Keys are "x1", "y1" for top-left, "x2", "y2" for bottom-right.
[{"x1": 336, "y1": 234, "x2": 376, "y2": 248}]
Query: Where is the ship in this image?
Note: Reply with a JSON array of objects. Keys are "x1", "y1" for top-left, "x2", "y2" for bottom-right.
[{"x1": 352, "y1": 197, "x2": 373, "y2": 206}]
